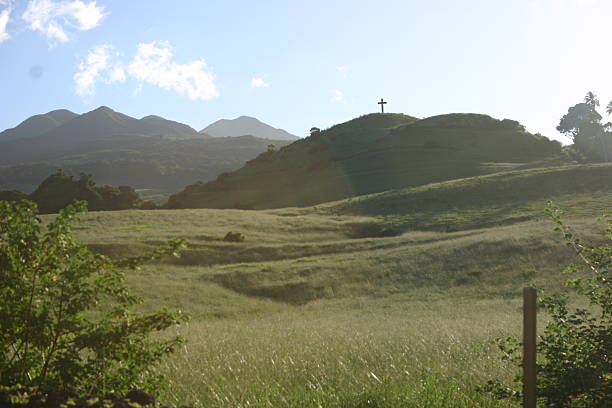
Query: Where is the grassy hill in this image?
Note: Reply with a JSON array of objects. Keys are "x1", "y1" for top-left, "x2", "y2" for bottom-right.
[
  {"x1": 80, "y1": 163, "x2": 611, "y2": 306},
  {"x1": 168, "y1": 113, "x2": 563, "y2": 209},
  {"x1": 324, "y1": 163, "x2": 612, "y2": 231},
  {"x1": 58, "y1": 161, "x2": 610, "y2": 406}
]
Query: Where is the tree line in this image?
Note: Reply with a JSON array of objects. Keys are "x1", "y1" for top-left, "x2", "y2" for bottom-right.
[{"x1": 0, "y1": 170, "x2": 156, "y2": 214}]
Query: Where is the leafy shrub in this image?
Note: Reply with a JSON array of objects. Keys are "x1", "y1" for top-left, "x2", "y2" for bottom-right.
[
  {"x1": 0, "y1": 385, "x2": 167, "y2": 408},
  {"x1": 139, "y1": 200, "x2": 158, "y2": 210},
  {"x1": 0, "y1": 200, "x2": 188, "y2": 397},
  {"x1": 483, "y1": 204, "x2": 611, "y2": 406},
  {"x1": 223, "y1": 231, "x2": 245, "y2": 242}
]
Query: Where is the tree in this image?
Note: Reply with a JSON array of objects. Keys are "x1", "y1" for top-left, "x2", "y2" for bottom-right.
[
  {"x1": 0, "y1": 200, "x2": 188, "y2": 396},
  {"x1": 557, "y1": 92, "x2": 611, "y2": 162},
  {"x1": 483, "y1": 205, "x2": 611, "y2": 406},
  {"x1": 30, "y1": 170, "x2": 102, "y2": 214},
  {"x1": 584, "y1": 91, "x2": 600, "y2": 108},
  {"x1": 310, "y1": 127, "x2": 321, "y2": 136},
  {"x1": 28, "y1": 171, "x2": 145, "y2": 213}
]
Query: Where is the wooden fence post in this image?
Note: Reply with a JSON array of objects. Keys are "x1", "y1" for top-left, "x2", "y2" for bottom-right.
[{"x1": 523, "y1": 287, "x2": 537, "y2": 408}]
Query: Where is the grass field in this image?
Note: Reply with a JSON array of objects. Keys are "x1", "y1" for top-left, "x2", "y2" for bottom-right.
[{"x1": 60, "y1": 164, "x2": 610, "y2": 407}]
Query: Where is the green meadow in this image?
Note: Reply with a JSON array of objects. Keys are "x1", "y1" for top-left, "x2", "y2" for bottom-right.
[{"x1": 60, "y1": 164, "x2": 611, "y2": 407}]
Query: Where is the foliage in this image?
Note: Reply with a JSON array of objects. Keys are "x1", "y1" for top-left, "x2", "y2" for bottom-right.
[
  {"x1": 0, "y1": 200, "x2": 188, "y2": 396},
  {"x1": 557, "y1": 91, "x2": 612, "y2": 162},
  {"x1": 483, "y1": 204, "x2": 611, "y2": 407},
  {"x1": 0, "y1": 385, "x2": 160, "y2": 408},
  {"x1": 27, "y1": 171, "x2": 146, "y2": 213},
  {"x1": 223, "y1": 231, "x2": 245, "y2": 242}
]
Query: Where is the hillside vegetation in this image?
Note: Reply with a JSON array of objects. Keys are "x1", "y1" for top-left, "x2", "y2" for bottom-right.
[
  {"x1": 56, "y1": 160, "x2": 610, "y2": 406},
  {"x1": 168, "y1": 113, "x2": 563, "y2": 209},
  {"x1": 325, "y1": 163, "x2": 612, "y2": 230}
]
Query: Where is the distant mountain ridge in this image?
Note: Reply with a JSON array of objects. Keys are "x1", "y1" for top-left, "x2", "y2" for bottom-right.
[
  {"x1": 201, "y1": 115, "x2": 299, "y2": 140},
  {"x1": 0, "y1": 107, "x2": 295, "y2": 194},
  {"x1": 29, "y1": 106, "x2": 204, "y2": 143},
  {"x1": 0, "y1": 109, "x2": 78, "y2": 142}
]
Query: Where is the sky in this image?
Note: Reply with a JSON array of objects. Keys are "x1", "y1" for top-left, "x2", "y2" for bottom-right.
[{"x1": 1, "y1": 0, "x2": 612, "y2": 142}]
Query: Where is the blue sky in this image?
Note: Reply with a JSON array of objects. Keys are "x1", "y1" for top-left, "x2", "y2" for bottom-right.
[{"x1": 1, "y1": 0, "x2": 611, "y2": 142}]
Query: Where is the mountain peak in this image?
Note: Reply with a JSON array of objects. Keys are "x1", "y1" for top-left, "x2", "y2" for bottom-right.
[
  {"x1": 0, "y1": 109, "x2": 79, "y2": 142},
  {"x1": 141, "y1": 115, "x2": 165, "y2": 121},
  {"x1": 91, "y1": 106, "x2": 115, "y2": 114},
  {"x1": 201, "y1": 116, "x2": 298, "y2": 140}
]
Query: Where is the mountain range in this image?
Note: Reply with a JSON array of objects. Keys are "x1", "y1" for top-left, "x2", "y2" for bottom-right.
[
  {"x1": 168, "y1": 113, "x2": 565, "y2": 209},
  {"x1": 0, "y1": 107, "x2": 296, "y2": 195}
]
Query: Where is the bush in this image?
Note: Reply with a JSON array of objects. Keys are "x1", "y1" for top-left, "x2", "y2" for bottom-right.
[
  {"x1": 223, "y1": 231, "x2": 245, "y2": 242},
  {"x1": 482, "y1": 204, "x2": 611, "y2": 406},
  {"x1": 0, "y1": 200, "x2": 188, "y2": 397}
]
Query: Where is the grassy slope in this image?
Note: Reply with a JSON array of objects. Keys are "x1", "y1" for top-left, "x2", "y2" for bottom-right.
[
  {"x1": 61, "y1": 162, "x2": 611, "y2": 407},
  {"x1": 168, "y1": 113, "x2": 562, "y2": 209},
  {"x1": 324, "y1": 163, "x2": 612, "y2": 230}
]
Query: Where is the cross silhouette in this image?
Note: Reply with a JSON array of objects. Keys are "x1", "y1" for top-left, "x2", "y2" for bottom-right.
[{"x1": 378, "y1": 98, "x2": 387, "y2": 113}]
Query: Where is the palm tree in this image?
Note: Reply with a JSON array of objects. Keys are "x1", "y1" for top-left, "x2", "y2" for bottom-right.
[{"x1": 585, "y1": 91, "x2": 600, "y2": 107}]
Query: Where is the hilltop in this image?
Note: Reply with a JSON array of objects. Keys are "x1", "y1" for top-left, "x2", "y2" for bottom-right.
[
  {"x1": 168, "y1": 113, "x2": 563, "y2": 209},
  {"x1": 201, "y1": 115, "x2": 298, "y2": 140},
  {"x1": 0, "y1": 109, "x2": 78, "y2": 142}
]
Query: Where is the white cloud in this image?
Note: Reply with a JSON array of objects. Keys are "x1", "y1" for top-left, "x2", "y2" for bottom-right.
[
  {"x1": 73, "y1": 41, "x2": 219, "y2": 100},
  {"x1": 0, "y1": 0, "x2": 13, "y2": 44},
  {"x1": 331, "y1": 89, "x2": 345, "y2": 103},
  {"x1": 22, "y1": 0, "x2": 106, "y2": 43},
  {"x1": 108, "y1": 64, "x2": 125, "y2": 83},
  {"x1": 250, "y1": 76, "x2": 269, "y2": 88},
  {"x1": 337, "y1": 66, "x2": 349, "y2": 72},
  {"x1": 74, "y1": 44, "x2": 124, "y2": 96},
  {"x1": 0, "y1": 6, "x2": 10, "y2": 44},
  {"x1": 128, "y1": 41, "x2": 219, "y2": 100}
]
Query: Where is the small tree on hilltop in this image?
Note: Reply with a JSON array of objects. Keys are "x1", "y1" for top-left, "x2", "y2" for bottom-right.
[{"x1": 0, "y1": 200, "x2": 188, "y2": 396}]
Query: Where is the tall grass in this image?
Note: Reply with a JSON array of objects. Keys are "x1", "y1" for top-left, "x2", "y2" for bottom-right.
[{"x1": 157, "y1": 298, "x2": 521, "y2": 407}]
